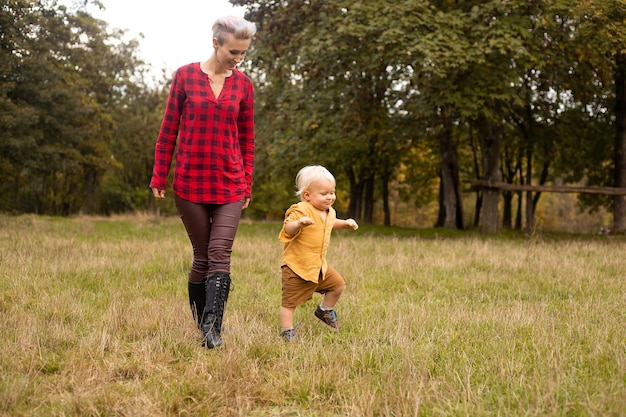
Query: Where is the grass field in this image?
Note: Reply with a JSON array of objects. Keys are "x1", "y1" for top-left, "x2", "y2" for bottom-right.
[{"x1": 0, "y1": 214, "x2": 624, "y2": 416}]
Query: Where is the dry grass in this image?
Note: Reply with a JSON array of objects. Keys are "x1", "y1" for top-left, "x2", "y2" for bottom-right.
[{"x1": 0, "y1": 214, "x2": 624, "y2": 416}]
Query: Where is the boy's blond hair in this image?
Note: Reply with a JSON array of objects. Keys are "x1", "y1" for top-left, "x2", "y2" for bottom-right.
[{"x1": 295, "y1": 165, "x2": 336, "y2": 199}]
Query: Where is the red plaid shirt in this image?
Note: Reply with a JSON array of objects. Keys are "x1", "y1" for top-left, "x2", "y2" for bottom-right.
[{"x1": 150, "y1": 63, "x2": 254, "y2": 204}]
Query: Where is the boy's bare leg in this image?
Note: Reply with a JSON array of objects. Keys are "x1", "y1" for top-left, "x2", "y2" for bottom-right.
[
  {"x1": 321, "y1": 285, "x2": 345, "y2": 309},
  {"x1": 280, "y1": 306, "x2": 295, "y2": 329}
]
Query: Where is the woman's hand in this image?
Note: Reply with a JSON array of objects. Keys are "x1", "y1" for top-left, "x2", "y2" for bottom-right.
[{"x1": 152, "y1": 188, "x2": 166, "y2": 199}]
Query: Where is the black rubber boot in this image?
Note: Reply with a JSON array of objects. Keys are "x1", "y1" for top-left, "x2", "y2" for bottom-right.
[
  {"x1": 200, "y1": 272, "x2": 230, "y2": 349},
  {"x1": 188, "y1": 279, "x2": 206, "y2": 329}
]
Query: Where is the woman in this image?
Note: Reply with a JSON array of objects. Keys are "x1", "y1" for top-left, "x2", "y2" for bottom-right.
[{"x1": 150, "y1": 16, "x2": 256, "y2": 349}]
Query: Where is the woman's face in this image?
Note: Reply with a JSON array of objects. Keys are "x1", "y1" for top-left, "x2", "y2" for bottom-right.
[
  {"x1": 214, "y1": 34, "x2": 251, "y2": 71},
  {"x1": 303, "y1": 179, "x2": 336, "y2": 212}
]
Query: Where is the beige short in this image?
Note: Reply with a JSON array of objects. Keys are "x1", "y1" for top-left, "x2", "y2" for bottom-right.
[{"x1": 281, "y1": 265, "x2": 346, "y2": 308}]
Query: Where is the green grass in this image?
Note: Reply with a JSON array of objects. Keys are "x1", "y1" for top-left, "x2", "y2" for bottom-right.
[{"x1": 0, "y1": 214, "x2": 624, "y2": 416}]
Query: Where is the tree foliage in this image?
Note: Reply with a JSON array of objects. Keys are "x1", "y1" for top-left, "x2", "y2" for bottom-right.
[
  {"x1": 0, "y1": 0, "x2": 165, "y2": 215},
  {"x1": 236, "y1": 0, "x2": 626, "y2": 231},
  {"x1": 2, "y1": 0, "x2": 626, "y2": 233}
]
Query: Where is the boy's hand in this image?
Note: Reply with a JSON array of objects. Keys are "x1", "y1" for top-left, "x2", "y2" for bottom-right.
[
  {"x1": 345, "y1": 219, "x2": 359, "y2": 230},
  {"x1": 298, "y1": 217, "x2": 314, "y2": 227}
]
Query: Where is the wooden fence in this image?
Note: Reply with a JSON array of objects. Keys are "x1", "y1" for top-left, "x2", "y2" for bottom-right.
[{"x1": 468, "y1": 180, "x2": 626, "y2": 196}]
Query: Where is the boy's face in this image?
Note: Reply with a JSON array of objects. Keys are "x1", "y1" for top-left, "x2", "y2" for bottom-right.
[{"x1": 303, "y1": 179, "x2": 336, "y2": 211}]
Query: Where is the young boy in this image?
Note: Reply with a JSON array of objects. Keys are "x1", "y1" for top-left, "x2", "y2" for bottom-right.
[{"x1": 278, "y1": 165, "x2": 359, "y2": 341}]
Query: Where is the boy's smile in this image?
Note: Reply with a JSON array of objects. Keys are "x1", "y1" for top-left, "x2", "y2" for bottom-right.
[{"x1": 303, "y1": 179, "x2": 336, "y2": 212}]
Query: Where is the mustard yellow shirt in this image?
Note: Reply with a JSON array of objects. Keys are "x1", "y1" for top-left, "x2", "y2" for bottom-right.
[{"x1": 279, "y1": 201, "x2": 336, "y2": 283}]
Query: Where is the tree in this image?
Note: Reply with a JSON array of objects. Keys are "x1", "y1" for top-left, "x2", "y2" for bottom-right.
[
  {"x1": 0, "y1": 0, "x2": 153, "y2": 215},
  {"x1": 0, "y1": 0, "x2": 42, "y2": 212},
  {"x1": 236, "y1": 0, "x2": 428, "y2": 224},
  {"x1": 538, "y1": 0, "x2": 626, "y2": 233},
  {"x1": 572, "y1": 1, "x2": 626, "y2": 233},
  {"x1": 403, "y1": 1, "x2": 535, "y2": 231}
]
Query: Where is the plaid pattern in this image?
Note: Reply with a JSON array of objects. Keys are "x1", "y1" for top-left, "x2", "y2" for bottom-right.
[{"x1": 150, "y1": 63, "x2": 254, "y2": 204}]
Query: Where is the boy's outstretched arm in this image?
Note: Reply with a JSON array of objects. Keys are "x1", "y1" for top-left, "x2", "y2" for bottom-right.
[{"x1": 333, "y1": 218, "x2": 359, "y2": 231}]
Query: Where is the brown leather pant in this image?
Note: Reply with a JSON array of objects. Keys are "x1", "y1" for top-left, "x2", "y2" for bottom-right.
[{"x1": 175, "y1": 194, "x2": 244, "y2": 282}]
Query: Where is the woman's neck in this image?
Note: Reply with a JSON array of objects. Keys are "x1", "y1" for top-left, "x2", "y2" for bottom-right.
[{"x1": 202, "y1": 55, "x2": 231, "y2": 77}]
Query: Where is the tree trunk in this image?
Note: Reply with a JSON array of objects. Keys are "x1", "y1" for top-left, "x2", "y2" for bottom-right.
[
  {"x1": 437, "y1": 108, "x2": 464, "y2": 229},
  {"x1": 347, "y1": 167, "x2": 363, "y2": 221},
  {"x1": 363, "y1": 174, "x2": 374, "y2": 224},
  {"x1": 382, "y1": 171, "x2": 391, "y2": 226},
  {"x1": 473, "y1": 191, "x2": 482, "y2": 228},
  {"x1": 502, "y1": 191, "x2": 513, "y2": 229},
  {"x1": 524, "y1": 145, "x2": 534, "y2": 233},
  {"x1": 531, "y1": 160, "x2": 551, "y2": 214},
  {"x1": 515, "y1": 191, "x2": 523, "y2": 230},
  {"x1": 84, "y1": 169, "x2": 96, "y2": 215},
  {"x1": 470, "y1": 128, "x2": 482, "y2": 228},
  {"x1": 478, "y1": 115, "x2": 501, "y2": 234},
  {"x1": 613, "y1": 52, "x2": 626, "y2": 233},
  {"x1": 501, "y1": 150, "x2": 522, "y2": 229},
  {"x1": 435, "y1": 174, "x2": 445, "y2": 227}
]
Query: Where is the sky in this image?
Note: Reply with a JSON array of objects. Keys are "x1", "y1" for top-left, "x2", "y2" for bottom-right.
[{"x1": 83, "y1": 0, "x2": 247, "y2": 77}]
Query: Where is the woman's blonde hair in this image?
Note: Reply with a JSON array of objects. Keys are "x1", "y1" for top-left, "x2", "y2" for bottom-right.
[
  {"x1": 212, "y1": 16, "x2": 257, "y2": 45},
  {"x1": 295, "y1": 165, "x2": 336, "y2": 199}
]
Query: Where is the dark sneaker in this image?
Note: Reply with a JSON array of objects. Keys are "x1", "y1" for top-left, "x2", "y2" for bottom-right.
[
  {"x1": 281, "y1": 327, "x2": 298, "y2": 342},
  {"x1": 314, "y1": 306, "x2": 340, "y2": 331}
]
